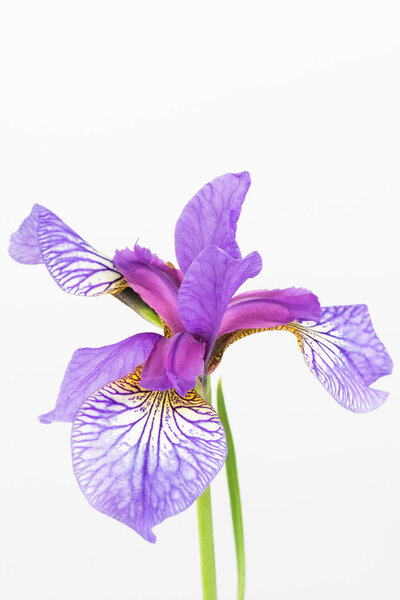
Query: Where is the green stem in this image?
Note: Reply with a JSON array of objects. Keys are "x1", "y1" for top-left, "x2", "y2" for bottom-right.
[
  {"x1": 217, "y1": 379, "x2": 245, "y2": 600},
  {"x1": 196, "y1": 377, "x2": 218, "y2": 600},
  {"x1": 197, "y1": 486, "x2": 218, "y2": 600}
]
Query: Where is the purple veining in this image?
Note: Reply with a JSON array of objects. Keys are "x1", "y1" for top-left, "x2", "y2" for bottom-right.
[
  {"x1": 294, "y1": 305, "x2": 393, "y2": 412},
  {"x1": 9, "y1": 204, "x2": 125, "y2": 296},
  {"x1": 72, "y1": 369, "x2": 227, "y2": 542}
]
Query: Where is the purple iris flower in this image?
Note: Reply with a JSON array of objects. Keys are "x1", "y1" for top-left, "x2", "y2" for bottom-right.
[{"x1": 9, "y1": 172, "x2": 392, "y2": 543}]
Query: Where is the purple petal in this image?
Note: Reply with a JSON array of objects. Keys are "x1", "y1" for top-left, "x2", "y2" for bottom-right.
[
  {"x1": 290, "y1": 305, "x2": 393, "y2": 412},
  {"x1": 178, "y1": 245, "x2": 262, "y2": 349},
  {"x1": 141, "y1": 333, "x2": 206, "y2": 396},
  {"x1": 40, "y1": 332, "x2": 161, "y2": 424},
  {"x1": 71, "y1": 368, "x2": 227, "y2": 542},
  {"x1": 175, "y1": 172, "x2": 251, "y2": 273},
  {"x1": 114, "y1": 244, "x2": 184, "y2": 333},
  {"x1": 9, "y1": 204, "x2": 126, "y2": 296},
  {"x1": 219, "y1": 287, "x2": 321, "y2": 335},
  {"x1": 9, "y1": 205, "x2": 43, "y2": 264}
]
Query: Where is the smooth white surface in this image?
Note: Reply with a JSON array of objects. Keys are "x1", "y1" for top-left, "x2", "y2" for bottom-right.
[{"x1": 1, "y1": 2, "x2": 399, "y2": 598}]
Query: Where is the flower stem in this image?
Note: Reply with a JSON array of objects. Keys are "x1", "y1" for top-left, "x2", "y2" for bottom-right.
[
  {"x1": 197, "y1": 486, "x2": 218, "y2": 600},
  {"x1": 217, "y1": 379, "x2": 245, "y2": 600},
  {"x1": 196, "y1": 377, "x2": 218, "y2": 600}
]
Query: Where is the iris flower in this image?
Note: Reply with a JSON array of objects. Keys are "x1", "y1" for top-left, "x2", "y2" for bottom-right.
[{"x1": 9, "y1": 172, "x2": 392, "y2": 544}]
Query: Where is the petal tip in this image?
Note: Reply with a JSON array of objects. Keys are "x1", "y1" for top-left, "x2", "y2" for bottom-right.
[
  {"x1": 234, "y1": 169, "x2": 251, "y2": 182},
  {"x1": 38, "y1": 413, "x2": 52, "y2": 424},
  {"x1": 9, "y1": 205, "x2": 43, "y2": 265},
  {"x1": 145, "y1": 530, "x2": 157, "y2": 544}
]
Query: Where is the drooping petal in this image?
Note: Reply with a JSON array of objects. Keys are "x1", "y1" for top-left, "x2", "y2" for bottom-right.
[
  {"x1": 219, "y1": 287, "x2": 321, "y2": 335},
  {"x1": 114, "y1": 244, "x2": 184, "y2": 333},
  {"x1": 9, "y1": 204, "x2": 126, "y2": 296},
  {"x1": 178, "y1": 245, "x2": 262, "y2": 349},
  {"x1": 175, "y1": 172, "x2": 251, "y2": 273},
  {"x1": 141, "y1": 333, "x2": 205, "y2": 396},
  {"x1": 71, "y1": 367, "x2": 227, "y2": 542},
  {"x1": 40, "y1": 332, "x2": 161, "y2": 424},
  {"x1": 207, "y1": 305, "x2": 392, "y2": 412},
  {"x1": 285, "y1": 305, "x2": 393, "y2": 412}
]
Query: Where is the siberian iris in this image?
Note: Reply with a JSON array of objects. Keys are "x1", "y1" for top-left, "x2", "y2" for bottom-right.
[{"x1": 9, "y1": 172, "x2": 392, "y2": 544}]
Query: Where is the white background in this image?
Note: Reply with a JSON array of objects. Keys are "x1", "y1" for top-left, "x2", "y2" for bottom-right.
[{"x1": 1, "y1": 2, "x2": 399, "y2": 599}]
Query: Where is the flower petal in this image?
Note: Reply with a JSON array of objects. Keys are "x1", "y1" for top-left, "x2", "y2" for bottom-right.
[
  {"x1": 40, "y1": 332, "x2": 161, "y2": 424},
  {"x1": 219, "y1": 287, "x2": 321, "y2": 335},
  {"x1": 71, "y1": 367, "x2": 227, "y2": 542},
  {"x1": 9, "y1": 204, "x2": 126, "y2": 296},
  {"x1": 141, "y1": 333, "x2": 206, "y2": 396},
  {"x1": 175, "y1": 172, "x2": 251, "y2": 273},
  {"x1": 114, "y1": 244, "x2": 184, "y2": 333},
  {"x1": 178, "y1": 245, "x2": 262, "y2": 349},
  {"x1": 208, "y1": 305, "x2": 392, "y2": 411},
  {"x1": 286, "y1": 305, "x2": 393, "y2": 412},
  {"x1": 9, "y1": 205, "x2": 43, "y2": 264}
]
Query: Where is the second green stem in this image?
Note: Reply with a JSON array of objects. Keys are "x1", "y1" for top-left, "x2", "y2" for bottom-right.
[{"x1": 196, "y1": 376, "x2": 218, "y2": 600}]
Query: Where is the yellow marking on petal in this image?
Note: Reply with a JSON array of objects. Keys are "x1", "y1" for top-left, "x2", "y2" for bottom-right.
[
  {"x1": 115, "y1": 364, "x2": 204, "y2": 405},
  {"x1": 160, "y1": 319, "x2": 173, "y2": 338},
  {"x1": 109, "y1": 277, "x2": 130, "y2": 295}
]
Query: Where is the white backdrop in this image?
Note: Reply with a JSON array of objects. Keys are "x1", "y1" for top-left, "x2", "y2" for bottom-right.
[{"x1": 1, "y1": 2, "x2": 399, "y2": 599}]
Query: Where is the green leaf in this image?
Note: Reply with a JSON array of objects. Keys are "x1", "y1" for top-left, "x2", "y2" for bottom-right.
[{"x1": 217, "y1": 379, "x2": 245, "y2": 600}]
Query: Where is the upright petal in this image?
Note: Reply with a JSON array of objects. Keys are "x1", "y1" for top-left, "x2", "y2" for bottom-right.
[
  {"x1": 219, "y1": 287, "x2": 321, "y2": 335},
  {"x1": 71, "y1": 367, "x2": 227, "y2": 542},
  {"x1": 140, "y1": 333, "x2": 206, "y2": 396},
  {"x1": 276, "y1": 305, "x2": 392, "y2": 412},
  {"x1": 178, "y1": 245, "x2": 262, "y2": 349},
  {"x1": 9, "y1": 204, "x2": 126, "y2": 296},
  {"x1": 40, "y1": 332, "x2": 161, "y2": 424},
  {"x1": 114, "y1": 244, "x2": 184, "y2": 333},
  {"x1": 175, "y1": 172, "x2": 251, "y2": 273}
]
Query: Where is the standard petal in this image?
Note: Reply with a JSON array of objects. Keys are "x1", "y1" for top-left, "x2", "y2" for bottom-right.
[
  {"x1": 141, "y1": 332, "x2": 206, "y2": 396},
  {"x1": 114, "y1": 244, "x2": 184, "y2": 333},
  {"x1": 71, "y1": 367, "x2": 227, "y2": 542},
  {"x1": 287, "y1": 305, "x2": 393, "y2": 412},
  {"x1": 9, "y1": 204, "x2": 126, "y2": 296},
  {"x1": 178, "y1": 245, "x2": 262, "y2": 349},
  {"x1": 219, "y1": 287, "x2": 321, "y2": 335},
  {"x1": 40, "y1": 332, "x2": 161, "y2": 424},
  {"x1": 175, "y1": 172, "x2": 251, "y2": 273}
]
